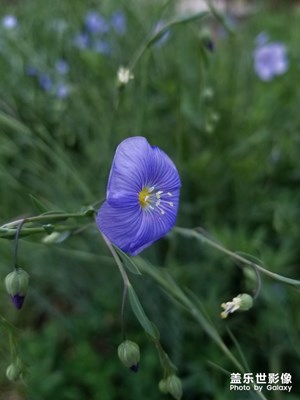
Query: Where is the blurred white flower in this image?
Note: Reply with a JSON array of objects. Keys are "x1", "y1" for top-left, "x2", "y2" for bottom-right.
[{"x1": 117, "y1": 67, "x2": 134, "y2": 85}]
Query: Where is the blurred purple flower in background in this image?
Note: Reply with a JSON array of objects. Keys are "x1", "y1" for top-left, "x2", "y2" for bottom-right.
[
  {"x1": 2, "y1": 15, "x2": 17, "y2": 29},
  {"x1": 26, "y1": 66, "x2": 38, "y2": 77},
  {"x1": 55, "y1": 59, "x2": 69, "y2": 75},
  {"x1": 38, "y1": 74, "x2": 53, "y2": 92},
  {"x1": 111, "y1": 11, "x2": 126, "y2": 35},
  {"x1": 56, "y1": 83, "x2": 69, "y2": 99},
  {"x1": 74, "y1": 32, "x2": 89, "y2": 49},
  {"x1": 85, "y1": 11, "x2": 109, "y2": 34},
  {"x1": 254, "y1": 42, "x2": 288, "y2": 81},
  {"x1": 94, "y1": 39, "x2": 111, "y2": 54},
  {"x1": 255, "y1": 32, "x2": 269, "y2": 46}
]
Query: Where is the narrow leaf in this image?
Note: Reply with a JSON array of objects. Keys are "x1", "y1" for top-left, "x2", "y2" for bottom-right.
[
  {"x1": 128, "y1": 285, "x2": 158, "y2": 339},
  {"x1": 29, "y1": 194, "x2": 49, "y2": 213},
  {"x1": 115, "y1": 247, "x2": 142, "y2": 275}
]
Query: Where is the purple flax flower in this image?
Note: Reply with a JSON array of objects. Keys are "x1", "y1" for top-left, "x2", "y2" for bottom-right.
[
  {"x1": 74, "y1": 32, "x2": 89, "y2": 49},
  {"x1": 55, "y1": 59, "x2": 69, "y2": 75},
  {"x1": 85, "y1": 11, "x2": 109, "y2": 34},
  {"x1": 94, "y1": 39, "x2": 111, "y2": 54},
  {"x1": 254, "y1": 42, "x2": 288, "y2": 81},
  {"x1": 111, "y1": 11, "x2": 126, "y2": 35},
  {"x1": 56, "y1": 83, "x2": 69, "y2": 99},
  {"x1": 255, "y1": 32, "x2": 269, "y2": 46},
  {"x1": 38, "y1": 74, "x2": 52, "y2": 92},
  {"x1": 26, "y1": 65, "x2": 38, "y2": 77},
  {"x1": 2, "y1": 15, "x2": 17, "y2": 29},
  {"x1": 97, "y1": 137, "x2": 181, "y2": 256}
]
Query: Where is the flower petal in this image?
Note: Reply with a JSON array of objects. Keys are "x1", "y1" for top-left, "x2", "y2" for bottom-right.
[
  {"x1": 150, "y1": 146, "x2": 181, "y2": 192},
  {"x1": 97, "y1": 201, "x2": 143, "y2": 254},
  {"x1": 128, "y1": 195, "x2": 180, "y2": 256},
  {"x1": 106, "y1": 137, "x2": 153, "y2": 201}
]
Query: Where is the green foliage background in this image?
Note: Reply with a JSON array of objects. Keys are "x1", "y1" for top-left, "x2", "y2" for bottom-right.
[{"x1": 0, "y1": 0, "x2": 300, "y2": 399}]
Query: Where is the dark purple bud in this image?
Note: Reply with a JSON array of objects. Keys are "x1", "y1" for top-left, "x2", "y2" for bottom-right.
[
  {"x1": 205, "y1": 39, "x2": 214, "y2": 52},
  {"x1": 117, "y1": 340, "x2": 140, "y2": 371},
  {"x1": 129, "y1": 363, "x2": 139, "y2": 373},
  {"x1": 11, "y1": 294, "x2": 25, "y2": 310}
]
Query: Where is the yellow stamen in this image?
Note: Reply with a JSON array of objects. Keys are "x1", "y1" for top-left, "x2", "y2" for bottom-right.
[{"x1": 139, "y1": 188, "x2": 151, "y2": 208}]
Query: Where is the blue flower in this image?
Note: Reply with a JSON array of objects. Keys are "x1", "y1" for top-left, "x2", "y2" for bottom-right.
[
  {"x1": 26, "y1": 65, "x2": 38, "y2": 77},
  {"x1": 85, "y1": 11, "x2": 109, "y2": 34},
  {"x1": 111, "y1": 11, "x2": 126, "y2": 35},
  {"x1": 94, "y1": 39, "x2": 111, "y2": 54},
  {"x1": 254, "y1": 42, "x2": 288, "y2": 81},
  {"x1": 255, "y1": 32, "x2": 269, "y2": 46},
  {"x1": 38, "y1": 74, "x2": 52, "y2": 92},
  {"x1": 56, "y1": 83, "x2": 69, "y2": 99},
  {"x1": 55, "y1": 59, "x2": 69, "y2": 75},
  {"x1": 74, "y1": 32, "x2": 90, "y2": 49},
  {"x1": 97, "y1": 137, "x2": 181, "y2": 256},
  {"x1": 2, "y1": 15, "x2": 18, "y2": 29}
]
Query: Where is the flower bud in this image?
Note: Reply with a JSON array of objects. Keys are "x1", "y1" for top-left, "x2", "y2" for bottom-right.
[
  {"x1": 117, "y1": 340, "x2": 140, "y2": 372},
  {"x1": 6, "y1": 362, "x2": 22, "y2": 382},
  {"x1": 158, "y1": 379, "x2": 168, "y2": 394},
  {"x1": 166, "y1": 375, "x2": 183, "y2": 400},
  {"x1": 238, "y1": 293, "x2": 253, "y2": 311},
  {"x1": 5, "y1": 268, "x2": 29, "y2": 310}
]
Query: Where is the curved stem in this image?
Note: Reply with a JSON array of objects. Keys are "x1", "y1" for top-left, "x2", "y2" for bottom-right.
[{"x1": 174, "y1": 227, "x2": 300, "y2": 287}]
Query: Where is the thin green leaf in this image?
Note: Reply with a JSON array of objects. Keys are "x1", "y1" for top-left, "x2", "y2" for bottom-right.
[
  {"x1": 128, "y1": 285, "x2": 158, "y2": 339},
  {"x1": 115, "y1": 247, "x2": 142, "y2": 275},
  {"x1": 29, "y1": 194, "x2": 49, "y2": 213}
]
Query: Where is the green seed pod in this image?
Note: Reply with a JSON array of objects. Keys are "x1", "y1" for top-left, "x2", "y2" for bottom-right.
[
  {"x1": 166, "y1": 375, "x2": 183, "y2": 400},
  {"x1": 6, "y1": 362, "x2": 22, "y2": 382},
  {"x1": 5, "y1": 268, "x2": 29, "y2": 310},
  {"x1": 117, "y1": 340, "x2": 140, "y2": 372}
]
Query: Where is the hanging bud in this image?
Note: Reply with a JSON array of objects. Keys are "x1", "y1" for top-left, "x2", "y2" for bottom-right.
[
  {"x1": 6, "y1": 361, "x2": 22, "y2": 382},
  {"x1": 158, "y1": 379, "x2": 168, "y2": 394},
  {"x1": 117, "y1": 340, "x2": 140, "y2": 372},
  {"x1": 199, "y1": 28, "x2": 214, "y2": 52},
  {"x1": 221, "y1": 293, "x2": 253, "y2": 319},
  {"x1": 5, "y1": 268, "x2": 29, "y2": 310},
  {"x1": 166, "y1": 375, "x2": 183, "y2": 400}
]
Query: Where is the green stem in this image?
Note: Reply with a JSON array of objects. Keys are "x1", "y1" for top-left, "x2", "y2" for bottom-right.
[
  {"x1": 129, "y1": 11, "x2": 209, "y2": 72},
  {"x1": 3, "y1": 212, "x2": 90, "y2": 229},
  {"x1": 13, "y1": 219, "x2": 26, "y2": 269},
  {"x1": 174, "y1": 227, "x2": 300, "y2": 287},
  {"x1": 0, "y1": 211, "x2": 94, "y2": 239},
  {"x1": 136, "y1": 260, "x2": 268, "y2": 400},
  {"x1": 101, "y1": 233, "x2": 131, "y2": 287},
  {"x1": 136, "y1": 260, "x2": 244, "y2": 371}
]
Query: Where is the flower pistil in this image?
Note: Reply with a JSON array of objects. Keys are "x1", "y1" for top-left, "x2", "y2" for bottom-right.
[{"x1": 138, "y1": 186, "x2": 174, "y2": 215}]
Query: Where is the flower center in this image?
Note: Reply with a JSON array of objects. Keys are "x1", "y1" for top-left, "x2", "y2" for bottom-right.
[{"x1": 138, "y1": 186, "x2": 174, "y2": 215}]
